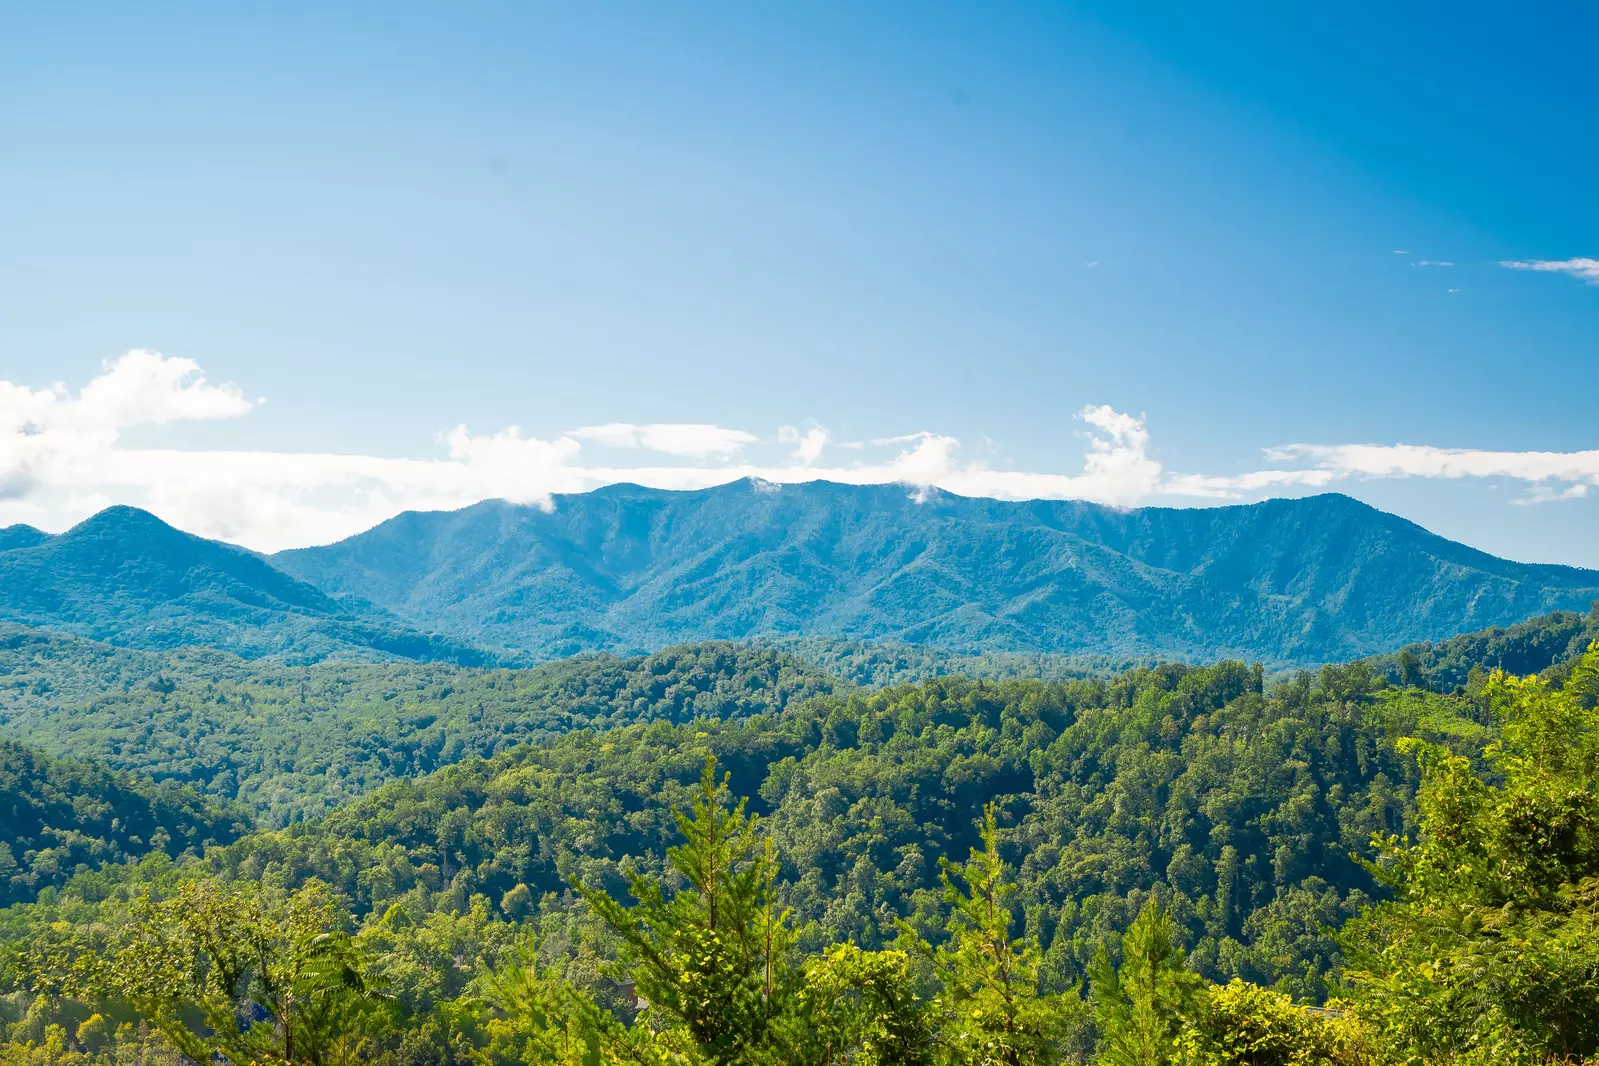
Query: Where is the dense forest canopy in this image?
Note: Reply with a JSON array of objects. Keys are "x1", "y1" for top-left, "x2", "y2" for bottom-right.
[
  {"x1": 0, "y1": 632, "x2": 844, "y2": 823},
  {"x1": 0, "y1": 740, "x2": 247, "y2": 908},
  {"x1": 1367, "y1": 605, "x2": 1599, "y2": 693},
  {"x1": 1, "y1": 609, "x2": 1597, "y2": 1063},
  {"x1": 4, "y1": 646, "x2": 1597, "y2": 1063}
]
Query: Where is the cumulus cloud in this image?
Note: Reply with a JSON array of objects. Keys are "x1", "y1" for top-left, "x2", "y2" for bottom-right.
[
  {"x1": 1500, "y1": 257, "x2": 1599, "y2": 284},
  {"x1": 0, "y1": 350, "x2": 254, "y2": 503},
  {"x1": 3, "y1": 350, "x2": 1595, "y2": 552}
]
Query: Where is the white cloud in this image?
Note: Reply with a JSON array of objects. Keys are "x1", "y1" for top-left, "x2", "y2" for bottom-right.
[
  {"x1": 1185, "y1": 442, "x2": 1599, "y2": 508},
  {"x1": 1515, "y1": 483, "x2": 1590, "y2": 506},
  {"x1": 1500, "y1": 257, "x2": 1599, "y2": 284},
  {"x1": 569, "y1": 422, "x2": 758, "y2": 458},
  {"x1": 1262, "y1": 442, "x2": 1599, "y2": 483},
  {"x1": 3, "y1": 350, "x2": 1596, "y2": 552},
  {"x1": 778, "y1": 424, "x2": 830, "y2": 465},
  {"x1": 1411, "y1": 260, "x2": 1454, "y2": 267},
  {"x1": 0, "y1": 350, "x2": 254, "y2": 502}
]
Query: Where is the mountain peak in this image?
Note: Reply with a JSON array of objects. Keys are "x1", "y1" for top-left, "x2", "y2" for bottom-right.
[
  {"x1": 62, "y1": 504, "x2": 200, "y2": 545},
  {"x1": 0, "y1": 524, "x2": 49, "y2": 552}
]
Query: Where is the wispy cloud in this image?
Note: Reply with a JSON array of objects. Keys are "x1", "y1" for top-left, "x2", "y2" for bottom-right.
[
  {"x1": 1, "y1": 351, "x2": 1594, "y2": 551},
  {"x1": 1411, "y1": 260, "x2": 1454, "y2": 267},
  {"x1": 1262, "y1": 442, "x2": 1599, "y2": 483},
  {"x1": 778, "y1": 424, "x2": 830, "y2": 465},
  {"x1": 568, "y1": 423, "x2": 757, "y2": 458},
  {"x1": 1500, "y1": 257, "x2": 1599, "y2": 284},
  {"x1": 1186, "y1": 442, "x2": 1599, "y2": 508},
  {"x1": 1516, "y1": 483, "x2": 1590, "y2": 506}
]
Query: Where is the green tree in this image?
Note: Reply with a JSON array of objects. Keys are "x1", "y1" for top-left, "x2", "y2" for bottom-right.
[
  {"x1": 1341, "y1": 644, "x2": 1599, "y2": 1064},
  {"x1": 791, "y1": 944, "x2": 934, "y2": 1066},
  {"x1": 1173, "y1": 980, "x2": 1355, "y2": 1066},
  {"x1": 908, "y1": 804, "x2": 1085, "y2": 1066},
  {"x1": 479, "y1": 944, "x2": 609, "y2": 1066},
  {"x1": 86, "y1": 878, "x2": 388, "y2": 1066},
  {"x1": 556, "y1": 758, "x2": 935, "y2": 1066},
  {"x1": 575, "y1": 759, "x2": 797, "y2": 1064},
  {"x1": 1090, "y1": 896, "x2": 1201, "y2": 1066}
]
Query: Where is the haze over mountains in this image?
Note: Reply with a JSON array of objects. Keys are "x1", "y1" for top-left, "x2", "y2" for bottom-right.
[{"x1": 2, "y1": 481, "x2": 1596, "y2": 666}]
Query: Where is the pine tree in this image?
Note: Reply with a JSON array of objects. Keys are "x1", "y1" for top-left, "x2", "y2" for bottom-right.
[
  {"x1": 1089, "y1": 895, "x2": 1200, "y2": 1066},
  {"x1": 907, "y1": 803, "x2": 1086, "y2": 1066}
]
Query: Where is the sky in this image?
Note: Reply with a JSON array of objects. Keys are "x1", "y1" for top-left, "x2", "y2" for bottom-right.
[{"x1": 1, "y1": 2, "x2": 1596, "y2": 562}]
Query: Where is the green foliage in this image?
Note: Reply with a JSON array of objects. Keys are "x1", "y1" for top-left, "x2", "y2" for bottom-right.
[
  {"x1": 797, "y1": 944, "x2": 934, "y2": 1066},
  {"x1": 76, "y1": 879, "x2": 390, "y2": 1066},
  {"x1": 478, "y1": 946, "x2": 610, "y2": 1066},
  {"x1": 12, "y1": 630, "x2": 1599, "y2": 1063},
  {"x1": 1341, "y1": 643, "x2": 1599, "y2": 1065},
  {"x1": 1089, "y1": 897, "x2": 1201, "y2": 1066},
  {"x1": 0, "y1": 630, "x2": 841, "y2": 822},
  {"x1": 1173, "y1": 981, "x2": 1354, "y2": 1066},
  {"x1": 500, "y1": 759, "x2": 936, "y2": 1066},
  {"x1": 761, "y1": 636, "x2": 1134, "y2": 688},
  {"x1": 0, "y1": 657, "x2": 1476, "y2": 1012},
  {"x1": 575, "y1": 759, "x2": 799, "y2": 1063},
  {"x1": 1366, "y1": 605, "x2": 1599, "y2": 695},
  {"x1": 0, "y1": 738, "x2": 248, "y2": 906},
  {"x1": 0, "y1": 1019, "x2": 179, "y2": 1065},
  {"x1": 908, "y1": 804, "x2": 1086, "y2": 1065}
]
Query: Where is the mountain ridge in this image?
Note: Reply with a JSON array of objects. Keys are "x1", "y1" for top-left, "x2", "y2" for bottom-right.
[
  {"x1": 0, "y1": 505, "x2": 496, "y2": 664},
  {"x1": 5, "y1": 485, "x2": 1595, "y2": 666},
  {"x1": 274, "y1": 481, "x2": 1599, "y2": 664}
]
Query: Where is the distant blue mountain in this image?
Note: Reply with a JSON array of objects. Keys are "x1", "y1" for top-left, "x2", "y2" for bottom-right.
[
  {"x1": 0, "y1": 524, "x2": 49, "y2": 552},
  {"x1": 0, "y1": 506, "x2": 492, "y2": 664},
  {"x1": 269, "y1": 480, "x2": 1599, "y2": 665}
]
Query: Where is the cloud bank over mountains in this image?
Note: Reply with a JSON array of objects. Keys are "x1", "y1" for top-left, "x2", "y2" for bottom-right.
[{"x1": 2, "y1": 351, "x2": 1596, "y2": 552}]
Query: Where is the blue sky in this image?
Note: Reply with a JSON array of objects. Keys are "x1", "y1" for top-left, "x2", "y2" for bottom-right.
[{"x1": 2, "y1": 2, "x2": 1596, "y2": 561}]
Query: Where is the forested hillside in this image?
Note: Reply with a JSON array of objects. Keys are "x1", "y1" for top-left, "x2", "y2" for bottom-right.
[
  {"x1": 0, "y1": 508, "x2": 494, "y2": 664},
  {"x1": 0, "y1": 739, "x2": 247, "y2": 907},
  {"x1": 5, "y1": 659, "x2": 1481, "y2": 989},
  {"x1": 0, "y1": 631, "x2": 843, "y2": 822},
  {"x1": 1368, "y1": 603, "x2": 1599, "y2": 692},
  {"x1": 758, "y1": 635, "x2": 1120, "y2": 686},
  {"x1": 6, "y1": 610, "x2": 1594, "y2": 826},
  {"x1": 273, "y1": 481, "x2": 1599, "y2": 664},
  {"x1": 191, "y1": 659, "x2": 1476, "y2": 998},
  {"x1": 10, "y1": 649, "x2": 1584, "y2": 1064},
  {"x1": 3, "y1": 625, "x2": 1596, "y2": 1063}
]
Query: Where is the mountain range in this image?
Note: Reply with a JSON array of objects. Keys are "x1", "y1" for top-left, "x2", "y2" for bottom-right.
[{"x1": 2, "y1": 481, "x2": 1596, "y2": 666}]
